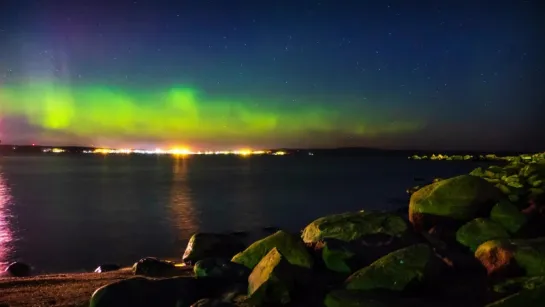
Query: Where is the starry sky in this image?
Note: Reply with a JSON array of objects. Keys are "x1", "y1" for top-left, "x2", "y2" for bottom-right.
[{"x1": 0, "y1": 0, "x2": 544, "y2": 151}]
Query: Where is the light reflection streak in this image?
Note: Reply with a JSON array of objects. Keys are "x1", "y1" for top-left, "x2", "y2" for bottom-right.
[
  {"x1": 169, "y1": 156, "x2": 198, "y2": 254},
  {"x1": 0, "y1": 166, "x2": 14, "y2": 271}
]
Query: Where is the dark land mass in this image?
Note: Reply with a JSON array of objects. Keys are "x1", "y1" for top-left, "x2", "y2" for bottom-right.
[{"x1": 0, "y1": 144, "x2": 533, "y2": 157}]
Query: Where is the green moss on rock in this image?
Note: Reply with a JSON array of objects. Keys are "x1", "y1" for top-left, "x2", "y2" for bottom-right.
[
  {"x1": 485, "y1": 282, "x2": 545, "y2": 306},
  {"x1": 409, "y1": 175, "x2": 502, "y2": 231},
  {"x1": 322, "y1": 240, "x2": 356, "y2": 274},
  {"x1": 247, "y1": 248, "x2": 296, "y2": 305},
  {"x1": 301, "y1": 211, "x2": 408, "y2": 243},
  {"x1": 231, "y1": 230, "x2": 313, "y2": 270},
  {"x1": 456, "y1": 218, "x2": 510, "y2": 251},
  {"x1": 490, "y1": 201, "x2": 527, "y2": 234},
  {"x1": 345, "y1": 244, "x2": 435, "y2": 291}
]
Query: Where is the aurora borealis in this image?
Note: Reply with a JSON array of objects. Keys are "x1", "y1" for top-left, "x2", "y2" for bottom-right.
[{"x1": 1, "y1": 0, "x2": 544, "y2": 151}]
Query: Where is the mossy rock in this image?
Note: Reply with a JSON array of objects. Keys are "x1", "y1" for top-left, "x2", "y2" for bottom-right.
[
  {"x1": 409, "y1": 175, "x2": 502, "y2": 231},
  {"x1": 231, "y1": 230, "x2": 313, "y2": 269},
  {"x1": 345, "y1": 244, "x2": 439, "y2": 291},
  {"x1": 527, "y1": 175, "x2": 543, "y2": 187},
  {"x1": 301, "y1": 211, "x2": 409, "y2": 243},
  {"x1": 456, "y1": 218, "x2": 510, "y2": 251},
  {"x1": 182, "y1": 233, "x2": 245, "y2": 265},
  {"x1": 322, "y1": 239, "x2": 357, "y2": 274},
  {"x1": 470, "y1": 167, "x2": 485, "y2": 177},
  {"x1": 324, "y1": 290, "x2": 391, "y2": 307},
  {"x1": 492, "y1": 276, "x2": 545, "y2": 295},
  {"x1": 193, "y1": 258, "x2": 250, "y2": 281},
  {"x1": 485, "y1": 282, "x2": 545, "y2": 306},
  {"x1": 490, "y1": 201, "x2": 527, "y2": 234},
  {"x1": 247, "y1": 248, "x2": 297, "y2": 305},
  {"x1": 132, "y1": 257, "x2": 177, "y2": 277},
  {"x1": 475, "y1": 238, "x2": 545, "y2": 277}
]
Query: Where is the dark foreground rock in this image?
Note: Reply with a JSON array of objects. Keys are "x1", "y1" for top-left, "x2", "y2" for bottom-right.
[
  {"x1": 183, "y1": 233, "x2": 246, "y2": 265},
  {"x1": 345, "y1": 243, "x2": 443, "y2": 292},
  {"x1": 90, "y1": 276, "x2": 232, "y2": 307},
  {"x1": 194, "y1": 258, "x2": 250, "y2": 281},
  {"x1": 5, "y1": 261, "x2": 31, "y2": 277}
]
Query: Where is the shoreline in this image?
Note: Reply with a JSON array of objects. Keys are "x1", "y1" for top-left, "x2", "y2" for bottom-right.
[{"x1": 1, "y1": 151, "x2": 544, "y2": 307}]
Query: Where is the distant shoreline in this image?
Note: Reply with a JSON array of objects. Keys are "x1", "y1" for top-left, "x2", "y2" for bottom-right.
[{"x1": 0, "y1": 144, "x2": 534, "y2": 157}]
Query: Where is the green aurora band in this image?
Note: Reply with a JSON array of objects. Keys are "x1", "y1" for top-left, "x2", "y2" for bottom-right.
[{"x1": 0, "y1": 82, "x2": 424, "y2": 148}]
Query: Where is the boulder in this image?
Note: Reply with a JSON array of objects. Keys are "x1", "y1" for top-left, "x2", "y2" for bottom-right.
[
  {"x1": 345, "y1": 244, "x2": 442, "y2": 292},
  {"x1": 247, "y1": 248, "x2": 297, "y2": 305},
  {"x1": 153, "y1": 277, "x2": 211, "y2": 307},
  {"x1": 456, "y1": 218, "x2": 510, "y2": 251},
  {"x1": 4, "y1": 262, "x2": 31, "y2": 277},
  {"x1": 490, "y1": 201, "x2": 527, "y2": 234},
  {"x1": 475, "y1": 238, "x2": 545, "y2": 277},
  {"x1": 321, "y1": 239, "x2": 357, "y2": 274},
  {"x1": 193, "y1": 258, "x2": 250, "y2": 281},
  {"x1": 486, "y1": 279, "x2": 545, "y2": 306},
  {"x1": 301, "y1": 211, "x2": 409, "y2": 243},
  {"x1": 90, "y1": 277, "x2": 156, "y2": 307},
  {"x1": 231, "y1": 230, "x2": 313, "y2": 270},
  {"x1": 183, "y1": 233, "x2": 245, "y2": 265},
  {"x1": 492, "y1": 276, "x2": 545, "y2": 296},
  {"x1": 94, "y1": 264, "x2": 121, "y2": 273},
  {"x1": 409, "y1": 175, "x2": 502, "y2": 232},
  {"x1": 132, "y1": 257, "x2": 177, "y2": 277}
]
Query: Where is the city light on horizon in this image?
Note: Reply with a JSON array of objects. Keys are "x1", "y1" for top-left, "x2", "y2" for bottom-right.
[{"x1": 70, "y1": 147, "x2": 284, "y2": 157}]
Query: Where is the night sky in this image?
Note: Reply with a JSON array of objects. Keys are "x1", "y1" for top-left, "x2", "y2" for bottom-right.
[{"x1": 0, "y1": 0, "x2": 544, "y2": 151}]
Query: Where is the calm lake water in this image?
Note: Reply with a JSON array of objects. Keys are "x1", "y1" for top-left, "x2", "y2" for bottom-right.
[{"x1": 0, "y1": 154, "x2": 490, "y2": 273}]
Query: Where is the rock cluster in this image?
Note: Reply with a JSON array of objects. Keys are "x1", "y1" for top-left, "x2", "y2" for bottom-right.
[{"x1": 86, "y1": 152, "x2": 545, "y2": 306}]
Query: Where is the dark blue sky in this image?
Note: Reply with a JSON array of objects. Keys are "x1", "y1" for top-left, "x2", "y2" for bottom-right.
[{"x1": 0, "y1": 0, "x2": 544, "y2": 151}]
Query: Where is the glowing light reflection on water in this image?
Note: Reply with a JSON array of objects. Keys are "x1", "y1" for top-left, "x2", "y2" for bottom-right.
[{"x1": 0, "y1": 167, "x2": 14, "y2": 271}]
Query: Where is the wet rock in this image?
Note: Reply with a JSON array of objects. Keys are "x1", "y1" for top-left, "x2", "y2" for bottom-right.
[
  {"x1": 247, "y1": 248, "x2": 297, "y2": 305},
  {"x1": 345, "y1": 244, "x2": 443, "y2": 292},
  {"x1": 94, "y1": 264, "x2": 121, "y2": 273},
  {"x1": 492, "y1": 276, "x2": 545, "y2": 297},
  {"x1": 183, "y1": 233, "x2": 245, "y2": 265},
  {"x1": 302, "y1": 211, "x2": 410, "y2": 244},
  {"x1": 456, "y1": 218, "x2": 510, "y2": 251},
  {"x1": 193, "y1": 258, "x2": 250, "y2": 281},
  {"x1": 409, "y1": 175, "x2": 503, "y2": 232},
  {"x1": 232, "y1": 230, "x2": 313, "y2": 270},
  {"x1": 321, "y1": 239, "x2": 357, "y2": 274},
  {"x1": 89, "y1": 277, "x2": 156, "y2": 307},
  {"x1": 490, "y1": 201, "x2": 527, "y2": 234},
  {"x1": 5, "y1": 262, "x2": 31, "y2": 277},
  {"x1": 132, "y1": 257, "x2": 177, "y2": 277},
  {"x1": 485, "y1": 280, "x2": 545, "y2": 306},
  {"x1": 475, "y1": 238, "x2": 545, "y2": 278}
]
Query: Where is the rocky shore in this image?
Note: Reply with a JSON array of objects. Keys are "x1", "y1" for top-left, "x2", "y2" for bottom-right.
[{"x1": 2, "y1": 152, "x2": 545, "y2": 307}]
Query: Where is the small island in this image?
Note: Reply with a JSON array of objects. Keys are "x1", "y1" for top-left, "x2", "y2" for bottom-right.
[{"x1": 2, "y1": 152, "x2": 545, "y2": 307}]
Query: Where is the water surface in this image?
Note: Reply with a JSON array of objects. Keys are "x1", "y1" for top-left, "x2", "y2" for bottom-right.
[{"x1": 0, "y1": 154, "x2": 489, "y2": 273}]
